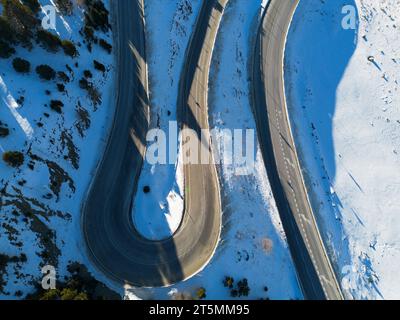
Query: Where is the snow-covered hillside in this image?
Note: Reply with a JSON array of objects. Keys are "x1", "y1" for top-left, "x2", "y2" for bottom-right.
[
  {"x1": 285, "y1": 0, "x2": 400, "y2": 299},
  {"x1": 0, "y1": 0, "x2": 115, "y2": 298},
  {"x1": 125, "y1": 0, "x2": 302, "y2": 300}
]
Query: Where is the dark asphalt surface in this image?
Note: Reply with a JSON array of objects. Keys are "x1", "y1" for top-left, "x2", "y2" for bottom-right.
[{"x1": 252, "y1": 0, "x2": 343, "y2": 300}]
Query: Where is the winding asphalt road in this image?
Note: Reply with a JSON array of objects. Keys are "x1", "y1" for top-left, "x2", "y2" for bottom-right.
[
  {"x1": 82, "y1": 0, "x2": 226, "y2": 287},
  {"x1": 253, "y1": 0, "x2": 343, "y2": 300},
  {"x1": 82, "y1": 0, "x2": 343, "y2": 299}
]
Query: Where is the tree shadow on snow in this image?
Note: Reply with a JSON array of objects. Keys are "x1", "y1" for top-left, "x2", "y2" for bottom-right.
[{"x1": 285, "y1": 0, "x2": 372, "y2": 298}]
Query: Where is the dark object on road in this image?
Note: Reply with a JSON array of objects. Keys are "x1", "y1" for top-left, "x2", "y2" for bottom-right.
[{"x1": 143, "y1": 186, "x2": 150, "y2": 194}]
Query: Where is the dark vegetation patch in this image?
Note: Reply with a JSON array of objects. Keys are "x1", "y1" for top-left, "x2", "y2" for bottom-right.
[
  {"x1": 50, "y1": 100, "x2": 64, "y2": 114},
  {"x1": 21, "y1": 0, "x2": 40, "y2": 14},
  {"x1": 0, "y1": 127, "x2": 9, "y2": 137},
  {"x1": 28, "y1": 152, "x2": 75, "y2": 200},
  {"x1": 79, "y1": 76, "x2": 101, "y2": 107},
  {"x1": 0, "y1": 40, "x2": 15, "y2": 58},
  {"x1": 83, "y1": 69, "x2": 92, "y2": 78},
  {"x1": 0, "y1": 0, "x2": 79, "y2": 57},
  {"x1": 36, "y1": 64, "x2": 56, "y2": 81},
  {"x1": 60, "y1": 130, "x2": 79, "y2": 169},
  {"x1": 83, "y1": 0, "x2": 110, "y2": 32},
  {"x1": 0, "y1": 184, "x2": 70, "y2": 222},
  {"x1": 54, "y1": 0, "x2": 73, "y2": 16},
  {"x1": 12, "y1": 57, "x2": 30, "y2": 73},
  {"x1": 27, "y1": 262, "x2": 121, "y2": 300},
  {"x1": 56, "y1": 83, "x2": 65, "y2": 92},
  {"x1": 1, "y1": 0, "x2": 40, "y2": 47},
  {"x1": 223, "y1": 276, "x2": 251, "y2": 298},
  {"x1": 0, "y1": 122, "x2": 10, "y2": 137},
  {"x1": 0, "y1": 0, "x2": 114, "y2": 297},
  {"x1": 57, "y1": 71, "x2": 70, "y2": 83},
  {"x1": 30, "y1": 216, "x2": 60, "y2": 267},
  {"x1": 61, "y1": 39, "x2": 78, "y2": 57},
  {"x1": 75, "y1": 102, "x2": 91, "y2": 137},
  {"x1": 0, "y1": 253, "x2": 26, "y2": 294},
  {"x1": 99, "y1": 38, "x2": 112, "y2": 54},
  {"x1": 36, "y1": 29, "x2": 62, "y2": 52},
  {"x1": 0, "y1": 184, "x2": 71, "y2": 273},
  {"x1": 93, "y1": 59, "x2": 105, "y2": 72}
]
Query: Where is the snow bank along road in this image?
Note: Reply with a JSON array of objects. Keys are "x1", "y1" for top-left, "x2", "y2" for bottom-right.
[
  {"x1": 82, "y1": 0, "x2": 226, "y2": 286},
  {"x1": 253, "y1": 0, "x2": 343, "y2": 299}
]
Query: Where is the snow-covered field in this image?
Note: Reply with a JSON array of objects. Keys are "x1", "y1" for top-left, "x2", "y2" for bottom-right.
[
  {"x1": 125, "y1": 0, "x2": 302, "y2": 300},
  {"x1": 0, "y1": 0, "x2": 115, "y2": 298},
  {"x1": 285, "y1": 0, "x2": 400, "y2": 300}
]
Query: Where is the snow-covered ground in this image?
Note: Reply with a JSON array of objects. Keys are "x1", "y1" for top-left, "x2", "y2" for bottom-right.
[
  {"x1": 126, "y1": 0, "x2": 302, "y2": 300},
  {"x1": 285, "y1": 0, "x2": 400, "y2": 300},
  {"x1": 0, "y1": 0, "x2": 115, "y2": 298}
]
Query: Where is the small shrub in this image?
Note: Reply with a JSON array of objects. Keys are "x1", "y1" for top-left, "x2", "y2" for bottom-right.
[
  {"x1": 60, "y1": 288, "x2": 78, "y2": 300},
  {"x1": 99, "y1": 38, "x2": 112, "y2": 54},
  {"x1": 50, "y1": 100, "x2": 64, "y2": 113},
  {"x1": 37, "y1": 30, "x2": 62, "y2": 52},
  {"x1": 12, "y1": 58, "x2": 30, "y2": 73},
  {"x1": 83, "y1": 70, "x2": 92, "y2": 78},
  {"x1": 237, "y1": 278, "x2": 250, "y2": 297},
  {"x1": 87, "y1": 85, "x2": 101, "y2": 105},
  {"x1": 36, "y1": 64, "x2": 56, "y2": 80},
  {"x1": 0, "y1": 127, "x2": 9, "y2": 137},
  {"x1": 73, "y1": 292, "x2": 89, "y2": 300},
  {"x1": 223, "y1": 276, "x2": 234, "y2": 289},
  {"x1": 61, "y1": 40, "x2": 78, "y2": 57},
  {"x1": 0, "y1": 40, "x2": 15, "y2": 58},
  {"x1": 83, "y1": 25, "x2": 95, "y2": 41},
  {"x1": 3, "y1": 151, "x2": 24, "y2": 167},
  {"x1": 93, "y1": 60, "x2": 105, "y2": 72}
]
